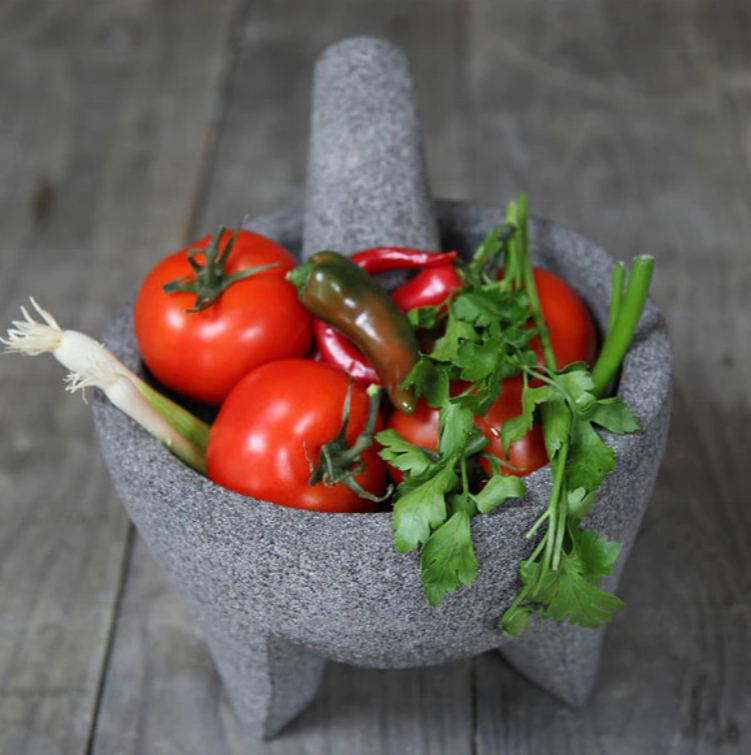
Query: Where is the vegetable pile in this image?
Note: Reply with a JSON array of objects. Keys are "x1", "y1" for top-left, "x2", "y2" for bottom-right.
[{"x1": 2, "y1": 195, "x2": 654, "y2": 637}]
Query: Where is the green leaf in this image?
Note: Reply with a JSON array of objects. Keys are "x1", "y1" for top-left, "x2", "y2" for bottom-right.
[
  {"x1": 566, "y1": 416, "x2": 616, "y2": 492},
  {"x1": 455, "y1": 338, "x2": 503, "y2": 382},
  {"x1": 537, "y1": 555, "x2": 625, "y2": 628},
  {"x1": 447, "y1": 491, "x2": 476, "y2": 517},
  {"x1": 438, "y1": 402, "x2": 475, "y2": 458},
  {"x1": 421, "y1": 510, "x2": 479, "y2": 606},
  {"x1": 500, "y1": 605, "x2": 531, "y2": 637},
  {"x1": 500, "y1": 382, "x2": 555, "y2": 450},
  {"x1": 392, "y1": 462, "x2": 458, "y2": 553},
  {"x1": 472, "y1": 475, "x2": 526, "y2": 515},
  {"x1": 472, "y1": 225, "x2": 503, "y2": 264},
  {"x1": 540, "y1": 398, "x2": 571, "y2": 459},
  {"x1": 408, "y1": 305, "x2": 441, "y2": 331},
  {"x1": 554, "y1": 364, "x2": 596, "y2": 409},
  {"x1": 566, "y1": 487, "x2": 597, "y2": 518},
  {"x1": 375, "y1": 429, "x2": 437, "y2": 478},
  {"x1": 430, "y1": 318, "x2": 478, "y2": 362},
  {"x1": 453, "y1": 289, "x2": 519, "y2": 328},
  {"x1": 583, "y1": 397, "x2": 641, "y2": 434},
  {"x1": 574, "y1": 529, "x2": 623, "y2": 582},
  {"x1": 402, "y1": 358, "x2": 449, "y2": 408}
]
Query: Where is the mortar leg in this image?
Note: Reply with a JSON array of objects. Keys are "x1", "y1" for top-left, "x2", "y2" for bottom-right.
[
  {"x1": 207, "y1": 633, "x2": 326, "y2": 739},
  {"x1": 499, "y1": 622, "x2": 605, "y2": 706}
]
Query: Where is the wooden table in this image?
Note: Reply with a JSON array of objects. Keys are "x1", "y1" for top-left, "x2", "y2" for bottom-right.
[{"x1": 1, "y1": 1, "x2": 749, "y2": 753}]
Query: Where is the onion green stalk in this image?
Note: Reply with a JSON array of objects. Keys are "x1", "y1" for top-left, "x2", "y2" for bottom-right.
[{"x1": 1, "y1": 299, "x2": 208, "y2": 475}]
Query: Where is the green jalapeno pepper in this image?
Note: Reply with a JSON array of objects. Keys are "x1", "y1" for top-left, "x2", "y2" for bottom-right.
[{"x1": 288, "y1": 251, "x2": 419, "y2": 414}]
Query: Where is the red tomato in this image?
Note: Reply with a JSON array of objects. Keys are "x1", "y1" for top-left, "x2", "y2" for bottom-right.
[
  {"x1": 532, "y1": 267, "x2": 598, "y2": 368},
  {"x1": 134, "y1": 230, "x2": 312, "y2": 405},
  {"x1": 207, "y1": 360, "x2": 387, "y2": 513},
  {"x1": 499, "y1": 267, "x2": 597, "y2": 369},
  {"x1": 474, "y1": 375, "x2": 548, "y2": 477},
  {"x1": 386, "y1": 376, "x2": 548, "y2": 484}
]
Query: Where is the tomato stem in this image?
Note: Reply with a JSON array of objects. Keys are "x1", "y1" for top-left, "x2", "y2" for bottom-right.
[
  {"x1": 334, "y1": 384, "x2": 383, "y2": 467},
  {"x1": 162, "y1": 226, "x2": 280, "y2": 313},
  {"x1": 308, "y1": 382, "x2": 390, "y2": 503},
  {"x1": 592, "y1": 255, "x2": 654, "y2": 397}
]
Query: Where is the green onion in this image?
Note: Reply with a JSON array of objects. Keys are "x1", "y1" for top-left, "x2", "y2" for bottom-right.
[{"x1": 2, "y1": 298, "x2": 208, "y2": 474}]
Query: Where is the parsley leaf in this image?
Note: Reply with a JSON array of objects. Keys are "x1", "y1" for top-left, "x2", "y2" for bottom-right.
[
  {"x1": 500, "y1": 382, "x2": 555, "y2": 451},
  {"x1": 471, "y1": 475, "x2": 526, "y2": 515},
  {"x1": 430, "y1": 318, "x2": 478, "y2": 362},
  {"x1": 378, "y1": 195, "x2": 650, "y2": 639},
  {"x1": 438, "y1": 402, "x2": 475, "y2": 457},
  {"x1": 375, "y1": 429, "x2": 437, "y2": 478},
  {"x1": 540, "y1": 398, "x2": 571, "y2": 458},
  {"x1": 574, "y1": 528, "x2": 623, "y2": 582},
  {"x1": 567, "y1": 416, "x2": 616, "y2": 492},
  {"x1": 566, "y1": 487, "x2": 597, "y2": 518},
  {"x1": 402, "y1": 358, "x2": 449, "y2": 408},
  {"x1": 392, "y1": 462, "x2": 458, "y2": 553},
  {"x1": 533, "y1": 555, "x2": 625, "y2": 628},
  {"x1": 583, "y1": 397, "x2": 641, "y2": 433},
  {"x1": 421, "y1": 510, "x2": 479, "y2": 605}
]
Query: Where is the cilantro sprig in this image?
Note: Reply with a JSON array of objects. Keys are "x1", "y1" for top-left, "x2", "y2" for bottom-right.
[{"x1": 377, "y1": 195, "x2": 654, "y2": 636}]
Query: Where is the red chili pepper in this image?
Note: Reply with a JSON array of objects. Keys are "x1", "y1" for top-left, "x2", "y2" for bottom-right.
[
  {"x1": 390, "y1": 262, "x2": 463, "y2": 312},
  {"x1": 350, "y1": 248, "x2": 457, "y2": 276},
  {"x1": 314, "y1": 319, "x2": 381, "y2": 385},
  {"x1": 313, "y1": 250, "x2": 463, "y2": 389}
]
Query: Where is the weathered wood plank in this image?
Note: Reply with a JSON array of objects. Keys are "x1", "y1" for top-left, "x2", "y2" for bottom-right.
[
  {"x1": 9, "y1": 0, "x2": 748, "y2": 752},
  {"x1": 92, "y1": 538, "x2": 474, "y2": 755},
  {"x1": 91, "y1": 1, "x2": 477, "y2": 752},
  {"x1": 197, "y1": 0, "x2": 473, "y2": 228},
  {"x1": 0, "y1": 1, "x2": 239, "y2": 753},
  {"x1": 468, "y1": 1, "x2": 751, "y2": 753}
]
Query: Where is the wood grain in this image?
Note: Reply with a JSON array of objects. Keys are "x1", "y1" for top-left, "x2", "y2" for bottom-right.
[
  {"x1": 0, "y1": 0, "x2": 239, "y2": 753},
  {"x1": 2, "y1": 0, "x2": 750, "y2": 753},
  {"x1": 91, "y1": 538, "x2": 474, "y2": 755},
  {"x1": 468, "y1": 1, "x2": 751, "y2": 753},
  {"x1": 91, "y1": 2, "x2": 477, "y2": 753},
  {"x1": 196, "y1": 0, "x2": 473, "y2": 230}
]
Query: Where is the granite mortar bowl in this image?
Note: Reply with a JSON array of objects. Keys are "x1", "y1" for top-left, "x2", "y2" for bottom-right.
[{"x1": 92, "y1": 199, "x2": 671, "y2": 737}]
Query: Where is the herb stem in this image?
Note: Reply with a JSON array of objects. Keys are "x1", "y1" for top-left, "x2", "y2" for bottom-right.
[
  {"x1": 525, "y1": 509, "x2": 550, "y2": 540},
  {"x1": 464, "y1": 433, "x2": 490, "y2": 457},
  {"x1": 542, "y1": 503, "x2": 556, "y2": 581},
  {"x1": 528, "y1": 533, "x2": 548, "y2": 564},
  {"x1": 592, "y1": 255, "x2": 654, "y2": 397},
  {"x1": 607, "y1": 262, "x2": 626, "y2": 339},
  {"x1": 550, "y1": 453, "x2": 569, "y2": 572},
  {"x1": 512, "y1": 196, "x2": 558, "y2": 372},
  {"x1": 460, "y1": 455, "x2": 470, "y2": 500}
]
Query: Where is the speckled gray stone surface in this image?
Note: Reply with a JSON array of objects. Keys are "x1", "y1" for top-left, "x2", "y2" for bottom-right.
[
  {"x1": 302, "y1": 37, "x2": 439, "y2": 265},
  {"x1": 91, "y1": 38, "x2": 671, "y2": 740},
  {"x1": 92, "y1": 203, "x2": 671, "y2": 735}
]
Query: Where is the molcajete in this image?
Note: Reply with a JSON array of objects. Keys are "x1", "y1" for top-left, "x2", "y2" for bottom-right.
[
  {"x1": 91, "y1": 36, "x2": 671, "y2": 741},
  {"x1": 92, "y1": 199, "x2": 671, "y2": 740}
]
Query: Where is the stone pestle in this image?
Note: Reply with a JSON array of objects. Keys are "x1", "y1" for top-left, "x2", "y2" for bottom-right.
[{"x1": 302, "y1": 36, "x2": 439, "y2": 267}]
